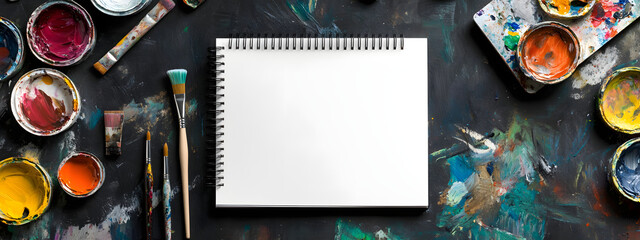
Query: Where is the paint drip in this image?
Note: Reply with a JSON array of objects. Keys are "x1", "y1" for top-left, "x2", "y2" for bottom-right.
[
  {"x1": 600, "y1": 68, "x2": 640, "y2": 133},
  {"x1": 58, "y1": 152, "x2": 104, "y2": 197},
  {"x1": 519, "y1": 23, "x2": 578, "y2": 82},
  {"x1": 29, "y1": 2, "x2": 93, "y2": 64},
  {"x1": 0, "y1": 158, "x2": 51, "y2": 225}
]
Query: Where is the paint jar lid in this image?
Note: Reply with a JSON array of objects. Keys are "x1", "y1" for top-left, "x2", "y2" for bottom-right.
[
  {"x1": 0, "y1": 157, "x2": 52, "y2": 225},
  {"x1": 538, "y1": 0, "x2": 596, "y2": 19},
  {"x1": 26, "y1": 0, "x2": 96, "y2": 67},
  {"x1": 10, "y1": 68, "x2": 82, "y2": 136},
  {"x1": 517, "y1": 21, "x2": 581, "y2": 84},
  {"x1": 91, "y1": 0, "x2": 152, "y2": 16},
  {"x1": 0, "y1": 17, "x2": 25, "y2": 81},
  {"x1": 57, "y1": 152, "x2": 106, "y2": 198},
  {"x1": 610, "y1": 138, "x2": 640, "y2": 202},
  {"x1": 599, "y1": 67, "x2": 640, "y2": 134}
]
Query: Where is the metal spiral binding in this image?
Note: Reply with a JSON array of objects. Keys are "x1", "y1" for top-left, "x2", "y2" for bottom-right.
[
  {"x1": 226, "y1": 33, "x2": 404, "y2": 50},
  {"x1": 206, "y1": 47, "x2": 225, "y2": 189}
]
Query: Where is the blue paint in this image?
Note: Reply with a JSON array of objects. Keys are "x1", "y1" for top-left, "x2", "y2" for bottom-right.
[
  {"x1": 87, "y1": 107, "x2": 103, "y2": 130},
  {"x1": 504, "y1": 22, "x2": 520, "y2": 31},
  {"x1": 447, "y1": 155, "x2": 473, "y2": 182},
  {"x1": 0, "y1": 19, "x2": 21, "y2": 80},
  {"x1": 616, "y1": 144, "x2": 640, "y2": 198}
]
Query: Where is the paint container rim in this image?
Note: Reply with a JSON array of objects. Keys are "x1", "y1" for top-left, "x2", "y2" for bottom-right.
[
  {"x1": 537, "y1": 0, "x2": 596, "y2": 19},
  {"x1": 91, "y1": 0, "x2": 153, "y2": 16},
  {"x1": 598, "y1": 67, "x2": 640, "y2": 134},
  {"x1": 57, "y1": 151, "x2": 106, "y2": 198},
  {"x1": 26, "y1": 0, "x2": 97, "y2": 67},
  {"x1": 10, "y1": 68, "x2": 82, "y2": 136},
  {"x1": 517, "y1": 21, "x2": 581, "y2": 85},
  {"x1": 610, "y1": 137, "x2": 640, "y2": 202},
  {"x1": 0, "y1": 17, "x2": 25, "y2": 82},
  {"x1": 0, "y1": 157, "x2": 53, "y2": 225}
]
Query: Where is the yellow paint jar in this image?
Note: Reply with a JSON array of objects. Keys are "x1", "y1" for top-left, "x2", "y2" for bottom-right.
[
  {"x1": 599, "y1": 67, "x2": 640, "y2": 134},
  {"x1": 0, "y1": 157, "x2": 52, "y2": 225}
]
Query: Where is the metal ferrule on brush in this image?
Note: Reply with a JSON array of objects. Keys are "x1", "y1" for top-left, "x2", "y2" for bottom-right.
[
  {"x1": 174, "y1": 94, "x2": 186, "y2": 128},
  {"x1": 146, "y1": 141, "x2": 151, "y2": 164},
  {"x1": 164, "y1": 155, "x2": 169, "y2": 176}
]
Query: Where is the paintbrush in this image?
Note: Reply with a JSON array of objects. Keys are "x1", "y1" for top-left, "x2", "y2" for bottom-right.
[
  {"x1": 145, "y1": 131, "x2": 153, "y2": 240},
  {"x1": 167, "y1": 69, "x2": 190, "y2": 239},
  {"x1": 163, "y1": 143, "x2": 172, "y2": 240},
  {"x1": 93, "y1": 0, "x2": 175, "y2": 75},
  {"x1": 104, "y1": 111, "x2": 124, "y2": 156},
  {"x1": 183, "y1": 0, "x2": 205, "y2": 8}
]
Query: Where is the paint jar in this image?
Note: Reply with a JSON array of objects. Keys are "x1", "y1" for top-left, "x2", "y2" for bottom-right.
[
  {"x1": 599, "y1": 67, "x2": 640, "y2": 134},
  {"x1": 26, "y1": 0, "x2": 96, "y2": 66},
  {"x1": 91, "y1": 0, "x2": 152, "y2": 16},
  {"x1": 610, "y1": 138, "x2": 640, "y2": 202},
  {"x1": 517, "y1": 22, "x2": 580, "y2": 84},
  {"x1": 0, "y1": 17, "x2": 25, "y2": 81},
  {"x1": 11, "y1": 68, "x2": 81, "y2": 136},
  {"x1": 538, "y1": 0, "x2": 596, "y2": 19},
  {"x1": 0, "y1": 157, "x2": 52, "y2": 225},
  {"x1": 58, "y1": 152, "x2": 106, "y2": 198}
]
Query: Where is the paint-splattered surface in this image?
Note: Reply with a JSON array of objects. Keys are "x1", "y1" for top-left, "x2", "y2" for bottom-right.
[
  {"x1": 475, "y1": 0, "x2": 639, "y2": 93},
  {"x1": 1, "y1": 0, "x2": 640, "y2": 239}
]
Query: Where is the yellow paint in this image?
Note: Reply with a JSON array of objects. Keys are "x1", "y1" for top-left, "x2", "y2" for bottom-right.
[
  {"x1": 553, "y1": 0, "x2": 571, "y2": 15},
  {"x1": 600, "y1": 69, "x2": 640, "y2": 133},
  {"x1": 0, "y1": 158, "x2": 51, "y2": 225},
  {"x1": 41, "y1": 75, "x2": 54, "y2": 85}
]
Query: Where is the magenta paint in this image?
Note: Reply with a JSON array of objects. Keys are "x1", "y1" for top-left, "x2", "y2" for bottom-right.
[{"x1": 27, "y1": 1, "x2": 95, "y2": 66}]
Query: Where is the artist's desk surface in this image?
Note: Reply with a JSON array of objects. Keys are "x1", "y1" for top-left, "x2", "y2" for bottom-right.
[{"x1": 1, "y1": 0, "x2": 639, "y2": 239}]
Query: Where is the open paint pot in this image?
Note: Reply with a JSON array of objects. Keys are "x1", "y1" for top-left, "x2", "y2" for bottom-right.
[
  {"x1": 91, "y1": 0, "x2": 152, "y2": 16},
  {"x1": 538, "y1": 0, "x2": 596, "y2": 19},
  {"x1": 58, "y1": 152, "x2": 105, "y2": 198},
  {"x1": 27, "y1": 0, "x2": 96, "y2": 66},
  {"x1": 0, "y1": 17, "x2": 25, "y2": 81},
  {"x1": 599, "y1": 67, "x2": 640, "y2": 134},
  {"x1": 11, "y1": 68, "x2": 81, "y2": 136},
  {"x1": 0, "y1": 157, "x2": 52, "y2": 225},
  {"x1": 610, "y1": 138, "x2": 640, "y2": 202},
  {"x1": 517, "y1": 21, "x2": 580, "y2": 84}
]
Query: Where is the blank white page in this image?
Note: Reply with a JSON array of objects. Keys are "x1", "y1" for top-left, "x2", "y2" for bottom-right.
[{"x1": 215, "y1": 38, "x2": 428, "y2": 208}]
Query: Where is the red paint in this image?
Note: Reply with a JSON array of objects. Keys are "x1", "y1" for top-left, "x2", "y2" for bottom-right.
[
  {"x1": 21, "y1": 88, "x2": 69, "y2": 131},
  {"x1": 0, "y1": 47, "x2": 9, "y2": 72},
  {"x1": 58, "y1": 153, "x2": 101, "y2": 196},
  {"x1": 591, "y1": 183, "x2": 611, "y2": 217},
  {"x1": 32, "y1": 4, "x2": 90, "y2": 62}
]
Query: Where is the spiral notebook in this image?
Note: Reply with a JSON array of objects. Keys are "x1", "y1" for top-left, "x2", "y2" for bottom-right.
[{"x1": 210, "y1": 35, "x2": 428, "y2": 208}]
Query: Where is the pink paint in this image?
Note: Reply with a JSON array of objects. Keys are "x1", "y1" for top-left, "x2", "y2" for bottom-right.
[
  {"x1": 31, "y1": 4, "x2": 90, "y2": 62},
  {"x1": 21, "y1": 88, "x2": 69, "y2": 132}
]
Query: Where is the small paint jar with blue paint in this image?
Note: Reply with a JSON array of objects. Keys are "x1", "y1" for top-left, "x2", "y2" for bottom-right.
[
  {"x1": 610, "y1": 138, "x2": 640, "y2": 202},
  {"x1": 0, "y1": 17, "x2": 25, "y2": 81}
]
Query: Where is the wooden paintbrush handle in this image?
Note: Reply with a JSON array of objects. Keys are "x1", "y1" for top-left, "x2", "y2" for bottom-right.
[{"x1": 179, "y1": 128, "x2": 190, "y2": 239}]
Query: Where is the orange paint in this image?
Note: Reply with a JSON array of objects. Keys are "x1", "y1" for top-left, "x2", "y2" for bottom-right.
[
  {"x1": 58, "y1": 153, "x2": 101, "y2": 196},
  {"x1": 521, "y1": 25, "x2": 578, "y2": 81}
]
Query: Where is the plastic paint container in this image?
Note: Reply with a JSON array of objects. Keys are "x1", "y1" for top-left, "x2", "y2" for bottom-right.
[
  {"x1": 599, "y1": 67, "x2": 640, "y2": 134},
  {"x1": 27, "y1": 0, "x2": 96, "y2": 66},
  {"x1": 517, "y1": 21, "x2": 580, "y2": 84},
  {"x1": 91, "y1": 0, "x2": 152, "y2": 16},
  {"x1": 11, "y1": 68, "x2": 81, "y2": 136},
  {"x1": 610, "y1": 138, "x2": 640, "y2": 202},
  {"x1": 58, "y1": 152, "x2": 105, "y2": 198},
  {"x1": 0, "y1": 17, "x2": 25, "y2": 81},
  {"x1": 0, "y1": 157, "x2": 52, "y2": 225},
  {"x1": 538, "y1": 0, "x2": 596, "y2": 19}
]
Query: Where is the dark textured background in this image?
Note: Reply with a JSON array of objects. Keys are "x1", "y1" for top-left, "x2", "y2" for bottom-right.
[{"x1": 1, "y1": 0, "x2": 640, "y2": 239}]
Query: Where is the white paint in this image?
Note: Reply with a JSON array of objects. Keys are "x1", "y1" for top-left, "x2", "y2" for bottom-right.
[
  {"x1": 94, "y1": 0, "x2": 146, "y2": 12},
  {"x1": 511, "y1": 0, "x2": 538, "y2": 23},
  {"x1": 454, "y1": 126, "x2": 497, "y2": 157},
  {"x1": 573, "y1": 47, "x2": 620, "y2": 89},
  {"x1": 571, "y1": 93, "x2": 583, "y2": 100},
  {"x1": 374, "y1": 229, "x2": 389, "y2": 239},
  {"x1": 60, "y1": 197, "x2": 139, "y2": 240},
  {"x1": 446, "y1": 181, "x2": 469, "y2": 206}
]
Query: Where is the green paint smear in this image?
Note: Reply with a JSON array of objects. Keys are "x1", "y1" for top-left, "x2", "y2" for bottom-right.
[
  {"x1": 503, "y1": 35, "x2": 520, "y2": 51},
  {"x1": 334, "y1": 219, "x2": 405, "y2": 240},
  {"x1": 287, "y1": 0, "x2": 317, "y2": 21}
]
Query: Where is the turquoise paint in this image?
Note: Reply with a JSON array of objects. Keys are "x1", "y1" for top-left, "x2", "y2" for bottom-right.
[
  {"x1": 334, "y1": 219, "x2": 405, "y2": 240},
  {"x1": 145, "y1": 98, "x2": 166, "y2": 120},
  {"x1": 286, "y1": 0, "x2": 341, "y2": 34},
  {"x1": 87, "y1": 107, "x2": 103, "y2": 130},
  {"x1": 188, "y1": 98, "x2": 198, "y2": 115}
]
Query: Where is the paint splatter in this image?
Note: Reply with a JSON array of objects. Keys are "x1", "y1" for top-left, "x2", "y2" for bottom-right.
[
  {"x1": 58, "y1": 196, "x2": 139, "y2": 239},
  {"x1": 84, "y1": 107, "x2": 103, "y2": 130},
  {"x1": 286, "y1": 0, "x2": 341, "y2": 34},
  {"x1": 433, "y1": 115, "x2": 595, "y2": 239},
  {"x1": 502, "y1": 20, "x2": 520, "y2": 51},
  {"x1": 18, "y1": 143, "x2": 42, "y2": 163},
  {"x1": 187, "y1": 98, "x2": 198, "y2": 116},
  {"x1": 590, "y1": 0, "x2": 633, "y2": 39},
  {"x1": 572, "y1": 46, "x2": 619, "y2": 90},
  {"x1": 122, "y1": 92, "x2": 170, "y2": 134},
  {"x1": 334, "y1": 219, "x2": 405, "y2": 240},
  {"x1": 57, "y1": 131, "x2": 77, "y2": 168}
]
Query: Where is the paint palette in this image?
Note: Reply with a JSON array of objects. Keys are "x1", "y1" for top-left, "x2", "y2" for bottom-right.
[
  {"x1": 0, "y1": 157, "x2": 52, "y2": 225},
  {"x1": 611, "y1": 138, "x2": 640, "y2": 202},
  {"x1": 11, "y1": 68, "x2": 81, "y2": 136},
  {"x1": 474, "y1": 0, "x2": 640, "y2": 93},
  {"x1": 0, "y1": 17, "x2": 25, "y2": 81}
]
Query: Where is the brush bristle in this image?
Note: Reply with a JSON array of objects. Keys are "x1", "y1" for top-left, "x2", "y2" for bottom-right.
[
  {"x1": 104, "y1": 111, "x2": 124, "y2": 127},
  {"x1": 147, "y1": 131, "x2": 151, "y2": 141},
  {"x1": 167, "y1": 69, "x2": 187, "y2": 94},
  {"x1": 163, "y1": 143, "x2": 168, "y2": 156}
]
